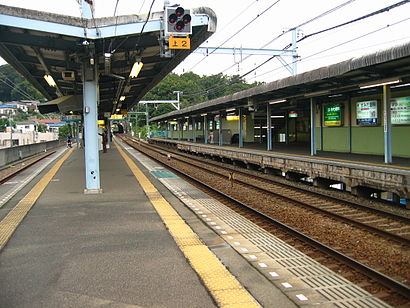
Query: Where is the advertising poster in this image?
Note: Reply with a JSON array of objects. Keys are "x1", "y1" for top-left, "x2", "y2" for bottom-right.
[
  {"x1": 356, "y1": 100, "x2": 378, "y2": 125},
  {"x1": 324, "y1": 104, "x2": 342, "y2": 126},
  {"x1": 391, "y1": 96, "x2": 410, "y2": 124}
]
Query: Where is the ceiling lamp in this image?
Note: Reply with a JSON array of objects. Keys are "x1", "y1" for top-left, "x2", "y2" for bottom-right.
[
  {"x1": 359, "y1": 79, "x2": 401, "y2": 89},
  {"x1": 44, "y1": 74, "x2": 56, "y2": 87},
  {"x1": 129, "y1": 61, "x2": 143, "y2": 78}
]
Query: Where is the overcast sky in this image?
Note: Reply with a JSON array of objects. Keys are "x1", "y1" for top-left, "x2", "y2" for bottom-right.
[{"x1": 1, "y1": 0, "x2": 409, "y2": 83}]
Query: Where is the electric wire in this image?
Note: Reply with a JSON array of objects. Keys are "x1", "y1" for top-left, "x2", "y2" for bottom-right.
[
  {"x1": 0, "y1": 76, "x2": 37, "y2": 101},
  {"x1": 188, "y1": 0, "x2": 282, "y2": 71},
  {"x1": 249, "y1": 35, "x2": 410, "y2": 83},
  {"x1": 112, "y1": 0, "x2": 156, "y2": 54},
  {"x1": 242, "y1": 17, "x2": 410, "y2": 83},
  {"x1": 191, "y1": 0, "x2": 357, "y2": 76},
  {"x1": 138, "y1": 0, "x2": 147, "y2": 14},
  {"x1": 183, "y1": 0, "x2": 410, "y2": 97},
  {"x1": 183, "y1": 0, "x2": 358, "y2": 96},
  {"x1": 241, "y1": 0, "x2": 410, "y2": 79}
]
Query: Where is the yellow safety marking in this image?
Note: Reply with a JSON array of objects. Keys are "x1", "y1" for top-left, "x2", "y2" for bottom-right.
[
  {"x1": 0, "y1": 148, "x2": 74, "y2": 251},
  {"x1": 115, "y1": 141, "x2": 261, "y2": 308}
]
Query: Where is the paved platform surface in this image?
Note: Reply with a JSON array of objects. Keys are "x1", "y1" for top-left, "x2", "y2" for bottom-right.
[{"x1": 0, "y1": 141, "x2": 294, "y2": 307}]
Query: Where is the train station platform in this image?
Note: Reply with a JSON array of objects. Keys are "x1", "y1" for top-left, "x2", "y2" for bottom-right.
[
  {"x1": 0, "y1": 139, "x2": 293, "y2": 308},
  {"x1": 151, "y1": 138, "x2": 410, "y2": 205}
]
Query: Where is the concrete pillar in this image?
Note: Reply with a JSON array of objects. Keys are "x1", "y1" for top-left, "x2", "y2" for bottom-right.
[
  {"x1": 204, "y1": 115, "x2": 208, "y2": 144},
  {"x1": 267, "y1": 104, "x2": 272, "y2": 151},
  {"x1": 239, "y1": 108, "x2": 244, "y2": 148},
  {"x1": 310, "y1": 98, "x2": 317, "y2": 155},
  {"x1": 218, "y1": 112, "x2": 223, "y2": 146},
  {"x1": 192, "y1": 118, "x2": 196, "y2": 142},
  {"x1": 83, "y1": 57, "x2": 101, "y2": 194},
  {"x1": 383, "y1": 85, "x2": 392, "y2": 164}
]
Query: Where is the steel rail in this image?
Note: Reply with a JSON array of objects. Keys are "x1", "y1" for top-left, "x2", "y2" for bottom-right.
[
  {"x1": 120, "y1": 135, "x2": 410, "y2": 300},
  {"x1": 130, "y1": 137, "x2": 410, "y2": 246}
]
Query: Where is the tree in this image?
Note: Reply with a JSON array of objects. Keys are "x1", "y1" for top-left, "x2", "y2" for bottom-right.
[
  {"x1": 0, "y1": 118, "x2": 15, "y2": 132},
  {"x1": 0, "y1": 64, "x2": 44, "y2": 101},
  {"x1": 58, "y1": 124, "x2": 72, "y2": 140}
]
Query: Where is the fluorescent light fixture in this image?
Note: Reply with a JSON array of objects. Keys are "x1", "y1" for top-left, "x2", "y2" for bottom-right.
[
  {"x1": 269, "y1": 99, "x2": 286, "y2": 105},
  {"x1": 116, "y1": 108, "x2": 120, "y2": 112},
  {"x1": 120, "y1": 96, "x2": 126, "y2": 101},
  {"x1": 391, "y1": 82, "x2": 410, "y2": 89},
  {"x1": 129, "y1": 61, "x2": 143, "y2": 78},
  {"x1": 359, "y1": 79, "x2": 401, "y2": 89},
  {"x1": 43, "y1": 74, "x2": 56, "y2": 87},
  {"x1": 200, "y1": 113, "x2": 207, "y2": 116},
  {"x1": 271, "y1": 115, "x2": 285, "y2": 118},
  {"x1": 328, "y1": 94, "x2": 343, "y2": 98},
  {"x1": 304, "y1": 90, "x2": 330, "y2": 98},
  {"x1": 226, "y1": 108, "x2": 236, "y2": 112}
]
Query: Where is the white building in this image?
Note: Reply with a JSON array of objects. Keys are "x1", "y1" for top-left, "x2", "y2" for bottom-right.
[{"x1": 15, "y1": 120, "x2": 37, "y2": 133}]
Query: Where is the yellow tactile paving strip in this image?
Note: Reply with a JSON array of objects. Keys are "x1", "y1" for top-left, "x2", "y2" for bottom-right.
[
  {"x1": 0, "y1": 148, "x2": 74, "y2": 251},
  {"x1": 116, "y1": 141, "x2": 261, "y2": 308}
]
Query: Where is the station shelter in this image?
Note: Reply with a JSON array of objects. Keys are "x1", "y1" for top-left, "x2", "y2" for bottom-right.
[{"x1": 151, "y1": 42, "x2": 410, "y2": 163}]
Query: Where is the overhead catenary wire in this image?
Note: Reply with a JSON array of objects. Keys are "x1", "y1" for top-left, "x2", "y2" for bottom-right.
[
  {"x1": 183, "y1": 0, "x2": 358, "y2": 97},
  {"x1": 0, "y1": 76, "x2": 37, "y2": 101},
  {"x1": 188, "y1": 0, "x2": 282, "y2": 71},
  {"x1": 183, "y1": 0, "x2": 410, "y2": 97},
  {"x1": 112, "y1": 0, "x2": 156, "y2": 54},
  {"x1": 232, "y1": 17, "x2": 410, "y2": 85},
  {"x1": 249, "y1": 34, "x2": 410, "y2": 83},
  {"x1": 192, "y1": 0, "x2": 358, "y2": 76}
]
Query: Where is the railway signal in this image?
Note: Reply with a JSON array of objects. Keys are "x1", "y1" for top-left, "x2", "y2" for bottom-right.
[{"x1": 165, "y1": 6, "x2": 192, "y2": 36}]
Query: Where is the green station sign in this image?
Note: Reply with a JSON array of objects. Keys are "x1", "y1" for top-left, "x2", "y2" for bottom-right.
[{"x1": 324, "y1": 104, "x2": 342, "y2": 126}]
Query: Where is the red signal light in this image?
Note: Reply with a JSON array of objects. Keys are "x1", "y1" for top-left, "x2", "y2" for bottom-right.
[
  {"x1": 182, "y1": 14, "x2": 191, "y2": 24},
  {"x1": 175, "y1": 21, "x2": 184, "y2": 31},
  {"x1": 168, "y1": 13, "x2": 177, "y2": 24},
  {"x1": 175, "y1": 7, "x2": 184, "y2": 17}
]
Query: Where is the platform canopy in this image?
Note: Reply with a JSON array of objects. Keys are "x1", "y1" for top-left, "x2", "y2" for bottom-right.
[{"x1": 0, "y1": 4, "x2": 216, "y2": 117}]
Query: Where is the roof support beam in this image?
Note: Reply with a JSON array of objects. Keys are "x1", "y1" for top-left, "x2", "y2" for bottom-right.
[
  {"x1": 0, "y1": 43, "x2": 52, "y2": 99},
  {"x1": 33, "y1": 47, "x2": 64, "y2": 97}
]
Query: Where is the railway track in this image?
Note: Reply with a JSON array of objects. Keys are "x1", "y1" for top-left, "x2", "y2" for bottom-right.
[
  {"x1": 119, "y1": 135, "x2": 410, "y2": 306},
  {"x1": 135, "y1": 137, "x2": 410, "y2": 245},
  {"x1": 0, "y1": 150, "x2": 56, "y2": 185}
]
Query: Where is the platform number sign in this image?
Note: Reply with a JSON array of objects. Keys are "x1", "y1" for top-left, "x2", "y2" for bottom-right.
[
  {"x1": 324, "y1": 104, "x2": 342, "y2": 126},
  {"x1": 169, "y1": 36, "x2": 191, "y2": 49},
  {"x1": 356, "y1": 101, "x2": 378, "y2": 125}
]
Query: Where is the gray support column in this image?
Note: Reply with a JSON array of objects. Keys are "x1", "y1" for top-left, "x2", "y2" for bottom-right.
[
  {"x1": 145, "y1": 103, "x2": 150, "y2": 139},
  {"x1": 178, "y1": 120, "x2": 182, "y2": 140},
  {"x1": 239, "y1": 108, "x2": 244, "y2": 148},
  {"x1": 383, "y1": 85, "x2": 392, "y2": 164},
  {"x1": 76, "y1": 122, "x2": 80, "y2": 148},
  {"x1": 218, "y1": 112, "x2": 223, "y2": 146},
  {"x1": 192, "y1": 118, "x2": 197, "y2": 142},
  {"x1": 348, "y1": 95, "x2": 352, "y2": 153},
  {"x1": 285, "y1": 114, "x2": 289, "y2": 144},
  {"x1": 107, "y1": 120, "x2": 112, "y2": 146},
  {"x1": 204, "y1": 116, "x2": 208, "y2": 144},
  {"x1": 83, "y1": 58, "x2": 101, "y2": 194},
  {"x1": 310, "y1": 98, "x2": 317, "y2": 156},
  {"x1": 267, "y1": 104, "x2": 272, "y2": 151}
]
